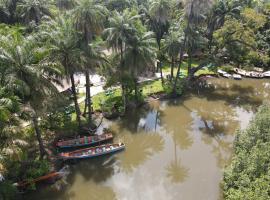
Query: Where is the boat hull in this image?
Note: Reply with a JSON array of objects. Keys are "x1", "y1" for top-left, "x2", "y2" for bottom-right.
[
  {"x1": 59, "y1": 144, "x2": 125, "y2": 160},
  {"x1": 56, "y1": 134, "x2": 113, "y2": 148}
]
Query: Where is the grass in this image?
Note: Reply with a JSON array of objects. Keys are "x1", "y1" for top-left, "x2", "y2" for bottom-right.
[{"x1": 162, "y1": 60, "x2": 216, "y2": 77}]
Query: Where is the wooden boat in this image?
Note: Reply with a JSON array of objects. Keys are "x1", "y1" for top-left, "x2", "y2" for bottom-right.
[
  {"x1": 233, "y1": 74, "x2": 241, "y2": 80},
  {"x1": 58, "y1": 143, "x2": 125, "y2": 160},
  {"x1": 14, "y1": 166, "x2": 69, "y2": 188},
  {"x1": 234, "y1": 68, "x2": 247, "y2": 76},
  {"x1": 234, "y1": 68, "x2": 263, "y2": 78},
  {"x1": 56, "y1": 133, "x2": 113, "y2": 148}
]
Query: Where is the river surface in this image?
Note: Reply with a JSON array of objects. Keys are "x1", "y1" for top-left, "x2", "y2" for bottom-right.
[{"x1": 25, "y1": 78, "x2": 270, "y2": 200}]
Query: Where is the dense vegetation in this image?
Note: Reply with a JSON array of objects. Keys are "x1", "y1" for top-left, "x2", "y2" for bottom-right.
[
  {"x1": 223, "y1": 104, "x2": 270, "y2": 200},
  {"x1": 0, "y1": 0, "x2": 269, "y2": 199}
]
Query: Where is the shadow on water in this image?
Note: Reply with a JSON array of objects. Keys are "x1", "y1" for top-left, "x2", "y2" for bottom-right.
[
  {"x1": 117, "y1": 133, "x2": 164, "y2": 173},
  {"x1": 67, "y1": 154, "x2": 117, "y2": 183}
]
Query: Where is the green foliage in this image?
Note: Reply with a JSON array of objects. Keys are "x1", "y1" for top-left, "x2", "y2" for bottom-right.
[
  {"x1": 162, "y1": 78, "x2": 183, "y2": 96},
  {"x1": 0, "y1": 181, "x2": 17, "y2": 200},
  {"x1": 223, "y1": 104, "x2": 270, "y2": 200}
]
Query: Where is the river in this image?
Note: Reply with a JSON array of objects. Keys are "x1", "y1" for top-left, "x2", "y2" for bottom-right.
[{"x1": 25, "y1": 78, "x2": 270, "y2": 200}]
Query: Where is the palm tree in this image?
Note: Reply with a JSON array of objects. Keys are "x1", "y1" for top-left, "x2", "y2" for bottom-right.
[
  {"x1": 172, "y1": 0, "x2": 214, "y2": 93},
  {"x1": 72, "y1": 0, "x2": 107, "y2": 123},
  {"x1": 56, "y1": 0, "x2": 77, "y2": 11},
  {"x1": 123, "y1": 31, "x2": 156, "y2": 102},
  {"x1": 0, "y1": 0, "x2": 18, "y2": 24},
  {"x1": 207, "y1": 0, "x2": 240, "y2": 52},
  {"x1": 104, "y1": 10, "x2": 139, "y2": 112},
  {"x1": 148, "y1": 0, "x2": 171, "y2": 81},
  {"x1": 81, "y1": 41, "x2": 107, "y2": 122},
  {"x1": 163, "y1": 31, "x2": 182, "y2": 80},
  {"x1": 16, "y1": 0, "x2": 52, "y2": 25},
  {"x1": 39, "y1": 16, "x2": 83, "y2": 129},
  {"x1": 0, "y1": 34, "x2": 62, "y2": 158}
]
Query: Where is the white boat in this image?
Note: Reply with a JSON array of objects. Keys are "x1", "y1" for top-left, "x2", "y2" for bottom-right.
[
  {"x1": 263, "y1": 71, "x2": 270, "y2": 78},
  {"x1": 217, "y1": 69, "x2": 227, "y2": 75},
  {"x1": 223, "y1": 73, "x2": 232, "y2": 78},
  {"x1": 218, "y1": 69, "x2": 232, "y2": 78},
  {"x1": 233, "y1": 74, "x2": 242, "y2": 80}
]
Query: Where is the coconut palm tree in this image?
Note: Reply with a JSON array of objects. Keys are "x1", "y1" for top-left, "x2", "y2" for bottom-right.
[
  {"x1": 163, "y1": 31, "x2": 182, "y2": 80},
  {"x1": 72, "y1": 0, "x2": 107, "y2": 123},
  {"x1": 122, "y1": 31, "x2": 156, "y2": 102},
  {"x1": 0, "y1": 34, "x2": 62, "y2": 158},
  {"x1": 16, "y1": 0, "x2": 52, "y2": 25},
  {"x1": 207, "y1": 0, "x2": 240, "y2": 52},
  {"x1": 0, "y1": 0, "x2": 18, "y2": 24},
  {"x1": 39, "y1": 16, "x2": 83, "y2": 129},
  {"x1": 148, "y1": 0, "x2": 171, "y2": 81},
  {"x1": 172, "y1": 0, "x2": 214, "y2": 93},
  {"x1": 81, "y1": 41, "x2": 108, "y2": 122},
  {"x1": 56, "y1": 0, "x2": 77, "y2": 11},
  {"x1": 104, "y1": 10, "x2": 139, "y2": 112}
]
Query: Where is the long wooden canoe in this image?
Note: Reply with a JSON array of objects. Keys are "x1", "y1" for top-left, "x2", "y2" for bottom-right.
[
  {"x1": 15, "y1": 166, "x2": 69, "y2": 188},
  {"x1": 58, "y1": 143, "x2": 125, "y2": 160},
  {"x1": 56, "y1": 133, "x2": 113, "y2": 148}
]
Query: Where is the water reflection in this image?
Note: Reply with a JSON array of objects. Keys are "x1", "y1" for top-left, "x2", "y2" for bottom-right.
[
  {"x1": 117, "y1": 133, "x2": 164, "y2": 173},
  {"x1": 166, "y1": 159, "x2": 189, "y2": 183},
  {"x1": 157, "y1": 101, "x2": 194, "y2": 150}
]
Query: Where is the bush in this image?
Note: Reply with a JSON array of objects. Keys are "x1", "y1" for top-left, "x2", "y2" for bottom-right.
[{"x1": 223, "y1": 104, "x2": 270, "y2": 200}]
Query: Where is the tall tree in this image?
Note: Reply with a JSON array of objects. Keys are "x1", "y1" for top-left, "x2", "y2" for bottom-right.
[
  {"x1": 73, "y1": 0, "x2": 107, "y2": 123},
  {"x1": 163, "y1": 30, "x2": 182, "y2": 80},
  {"x1": 148, "y1": 0, "x2": 171, "y2": 81},
  {"x1": 0, "y1": 34, "x2": 62, "y2": 158},
  {"x1": 39, "y1": 16, "x2": 83, "y2": 129},
  {"x1": 0, "y1": 0, "x2": 19, "y2": 24},
  {"x1": 104, "y1": 10, "x2": 139, "y2": 112},
  {"x1": 16, "y1": 0, "x2": 52, "y2": 25},
  {"x1": 123, "y1": 31, "x2": 156, "y2": 102}
]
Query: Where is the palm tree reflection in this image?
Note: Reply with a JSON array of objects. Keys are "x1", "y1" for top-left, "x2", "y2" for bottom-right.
[
  {"x1": 118, "y1": 133, "x2": 164, "y2": 173},
  {"x1": 166, "y1": 139, "x2": 189, "y2": 183}
]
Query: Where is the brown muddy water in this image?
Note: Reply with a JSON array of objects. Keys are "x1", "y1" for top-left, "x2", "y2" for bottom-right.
[{"x1": 25, "y1": 78, "x2": 270, "y2": 200}]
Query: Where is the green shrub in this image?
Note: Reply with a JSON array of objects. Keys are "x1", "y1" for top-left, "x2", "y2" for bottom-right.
[{"x1": 223, "y1": 104, "x2": 270, "y2": 200}]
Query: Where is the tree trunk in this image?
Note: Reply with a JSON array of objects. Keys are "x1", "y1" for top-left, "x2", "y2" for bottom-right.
[
  {"x1": 172, "y1": 0, "x2": 195, "y2": 94},
  {"x1": 158, "y1": 43, "x2": 164, "y2": 83},
  {"x1": 85, "y1": 70, "x2": 92, "y2": 123},
  {"x1": 32, "y1": 113, "x2": 46, "y2": 159},
  {"x1": 134, "y1": 78, "x2": 138, "y2": 103},
  {"x1": 187, "y1": 51, "x2": 193, "y2": 80},
  {"x1": 70, "y1": 73, "x2": 81, "y2": 129},
  {"x1": 121, "y1": 83, "x2": 126, "y2": 113},
  {"x1": 83, "y1": 89, "x2": 88, "y2": 116},
  {"x1": 170, "y1": 57, "x2": 174, "y2": 81},
  {"x1": 172, "y1": 51, "x2": 184, "y2": 95},
  {"x1": 120, "y1": 42, "x2": 127, "y2": 114}
]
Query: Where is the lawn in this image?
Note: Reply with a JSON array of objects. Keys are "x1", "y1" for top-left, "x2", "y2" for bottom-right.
[{"x1": 162, "y1": 60, "x2": 216, "y2": 76}]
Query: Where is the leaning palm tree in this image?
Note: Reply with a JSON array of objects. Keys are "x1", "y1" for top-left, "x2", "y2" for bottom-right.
[
  {"x1": 16, "y1": 0, "x2": 52, "y2": 25},
  {"x1": 39, "y1": 16, "x2": 83, "y2": 129},
  {"x1": 72, "y1": 0, "x2": 107, "y2": 123},
  {"x1": 123, "y1": 31, "x2": 156, "y2": 102},
  {"x1": 104, "y1": 10, "x2": 139, "y2": 112},
  {"x1": 0, "y1": 34, "x2": 62, "y2": 158}
]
